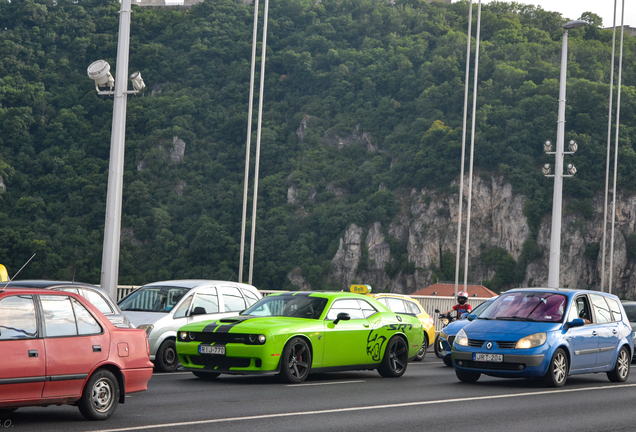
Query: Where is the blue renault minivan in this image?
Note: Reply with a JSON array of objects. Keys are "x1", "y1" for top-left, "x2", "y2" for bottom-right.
[{"x1": 451, "y1": 288, "x2": 633, "y2": 386}]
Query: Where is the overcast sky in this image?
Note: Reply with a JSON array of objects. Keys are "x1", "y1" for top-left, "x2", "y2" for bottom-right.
[{"x1": 479, "y1": 0, "x2": 635, "y2": 28}]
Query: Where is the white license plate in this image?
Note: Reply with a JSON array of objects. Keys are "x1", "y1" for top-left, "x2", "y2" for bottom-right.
[
  {"x1": 473, "y1": 353, "x2": 503, "y2": 362},
  {"x1": 198, "y1": 345, "x2": 225, "y2": 355}
]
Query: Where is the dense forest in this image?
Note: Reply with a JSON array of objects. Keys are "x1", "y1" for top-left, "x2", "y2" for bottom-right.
[{"x1": 1, "y1": 0, "x2": 635, "y2": 291}]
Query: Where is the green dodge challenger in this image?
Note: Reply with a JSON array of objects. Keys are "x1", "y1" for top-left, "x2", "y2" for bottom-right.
[{"x1": 176, "y1": 291, "x2": 424, "y2": 383}]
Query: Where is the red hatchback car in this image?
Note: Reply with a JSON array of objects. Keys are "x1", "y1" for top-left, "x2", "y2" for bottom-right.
[{"x1": 0, "y1": 287, "x2": 153, "y2": 420}]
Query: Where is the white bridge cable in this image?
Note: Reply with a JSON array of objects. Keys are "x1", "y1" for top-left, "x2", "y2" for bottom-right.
[
  {"x1": 600, "y1": 0, "x2": 618, "y2": 293},
  {"x1": 248, "y1": 0, "x2": 270, "y2": 285},
  {"x1": 238, "y1": 0, "x2": 260, "y2": 283},
  {"x1": 463, "y1": 0, "x2": 482, "y2": 291},
  {"x1": 454, "y1": 0, "x2": 474, "y2": 297},
  {"x1": 608, "y1": 0, "x2": 626, "y2": 295}
]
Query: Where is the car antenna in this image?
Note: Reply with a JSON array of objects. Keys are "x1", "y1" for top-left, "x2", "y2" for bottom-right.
[{"x1": 0, "y1": 253, "x2": 36, "y2": 292}]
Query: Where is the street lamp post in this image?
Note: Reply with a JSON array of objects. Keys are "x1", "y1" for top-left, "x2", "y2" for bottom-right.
[
  {"x1": 87, "y1": 0, "x2": 145, "y2": 300},
  {"x1": 545, "y1": 20, "x2": 587, "y2": 289}
]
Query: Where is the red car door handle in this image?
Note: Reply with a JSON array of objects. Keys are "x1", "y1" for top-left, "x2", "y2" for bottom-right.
[{"x1": 28, "y1": 350, "x2": 38, "y2": 357}]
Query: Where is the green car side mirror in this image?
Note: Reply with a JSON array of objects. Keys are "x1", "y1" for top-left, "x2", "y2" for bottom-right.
[{"x1": 333, "y1": 312, "x2": 351, "y2": 325}]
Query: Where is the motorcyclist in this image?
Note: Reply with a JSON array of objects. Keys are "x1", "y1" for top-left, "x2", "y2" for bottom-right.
[{"x1": 441, "y1": 291, "x2": 472, "y2": 319}]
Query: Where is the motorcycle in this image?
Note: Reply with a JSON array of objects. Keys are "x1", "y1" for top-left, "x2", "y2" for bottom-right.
[{"x1": 433, "y1": 309, "x2": 461, "y2": 366}]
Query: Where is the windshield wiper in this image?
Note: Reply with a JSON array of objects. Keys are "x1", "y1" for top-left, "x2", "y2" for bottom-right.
[
  {"x1": 495, "y1": 316, "x2": 537, "y2": 321},
  {"x1": 121, "y1": 308, "x2": 156, "y2": 312}
]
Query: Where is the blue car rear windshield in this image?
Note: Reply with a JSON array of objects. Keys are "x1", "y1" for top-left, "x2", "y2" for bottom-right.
[
  {"x1": 480, "y1": 291, "x2": 567, "y2": 323},
  {"x1": 242, "y1": 295, "x2": 328, "y2": 319}
]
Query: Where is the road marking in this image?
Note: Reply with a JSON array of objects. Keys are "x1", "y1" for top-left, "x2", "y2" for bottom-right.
[
  {"x1": 288, "y1": 380, "x2": 365, "y2": 387},
  {"x1": 94, "y1": 383, "x2": 636, "y2": 432}
]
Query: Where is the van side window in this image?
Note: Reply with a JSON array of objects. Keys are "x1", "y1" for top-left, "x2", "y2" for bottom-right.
[
  {"x1": 220, "y1": 286, "x2": 247, "y2": 312},
  {"x1": 590, "y1": 294, "x2": 612, "y2": 324},
  {"x1": 605, "y1": 297, "x2": 622, "y2": 322},
  {"x1": 191, "y1": 288, "x2": 219, "y2": 315}
]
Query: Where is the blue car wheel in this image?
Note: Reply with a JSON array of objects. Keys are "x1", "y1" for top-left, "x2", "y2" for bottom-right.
[
  {"x1": 544, "y1": 348, "x2": 568, "y2": 387},
  {"x1": 607, "y1": 347, "x2": 630, "y2": 383}
]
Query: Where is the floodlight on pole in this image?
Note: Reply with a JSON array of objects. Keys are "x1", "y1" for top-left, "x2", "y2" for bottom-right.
[{"x1": 87, "y1": 60, "x2": 114, "y2": 92}]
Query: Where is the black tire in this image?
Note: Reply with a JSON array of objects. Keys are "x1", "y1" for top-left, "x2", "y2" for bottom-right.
[
  {"x1": 192, "y1": 371, "x2": 221, "y2": 381},
  {"x1": 443, "y1": 357, "x2": 453, "y2": 367},
  {"x1": 413, "y1": 333, "x2": 428, "y2": 361},
  {"x1": 378, "y1": 336, "x2": 409, "y2": 378},
  {"x1": 78, "y1": 369, "x2": 120, "y2": 421},
  {"x1": 434, "y1": 333, "x2": 442, "y2": 358},
  {"x1": 455, "y1": 368, "x2": 480, "y2": 383},
  {"x1": 543, "y1": 348, "x2": 568, "y2": 387},
  {"x1": 607, "y1": 346, "x2": 630, "y2": 383},
  {"x1": 156, "y1": 339, "x2": 179, "y2": 372},
  {"x1": 278, "y1": 337, "x2": 312, "y2": 384}
]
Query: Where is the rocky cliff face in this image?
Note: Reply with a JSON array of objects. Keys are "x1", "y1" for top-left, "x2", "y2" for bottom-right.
[{"x1": 318, "y1": 175, "x2": 635, "y2": 299}]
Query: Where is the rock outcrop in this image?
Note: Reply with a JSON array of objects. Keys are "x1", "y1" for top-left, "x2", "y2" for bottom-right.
[{"x1": 291, "y1": 175, "x2": 635, "y2": 299}]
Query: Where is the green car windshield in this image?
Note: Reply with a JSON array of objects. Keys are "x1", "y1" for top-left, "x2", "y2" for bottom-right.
[{"x1": 242, "y1": 295, "x2": 328, "y2": 319}]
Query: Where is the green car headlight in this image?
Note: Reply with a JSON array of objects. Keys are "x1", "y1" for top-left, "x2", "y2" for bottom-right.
[
  {"x1": 248, "y1": 334, "x2": 266, "y2": 344},
  {"x1": 515, "y1": 332, "x2": 547, "y2": 349},
  {"x1": 178, "y1": 332, "x2": 196, "y2": 342},
  {"x1": 455, "y1": 328, "x2": 468, "y2": 346}
]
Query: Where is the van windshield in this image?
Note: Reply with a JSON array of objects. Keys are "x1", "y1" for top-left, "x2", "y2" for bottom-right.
[
  {"x1": 480, "y1": 292, "x2": 567, "y2": 323},
  {"x1": 119, "y1": 286, "x2": 190, "y2": 313}
]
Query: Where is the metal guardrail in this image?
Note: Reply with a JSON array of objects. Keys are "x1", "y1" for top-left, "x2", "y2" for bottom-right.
[{"x1": 116, "y1": 286, "x2": 488, "y2": 331}]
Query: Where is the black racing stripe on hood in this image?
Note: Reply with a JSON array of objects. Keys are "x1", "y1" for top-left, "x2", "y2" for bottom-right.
[
  {"x1": 202, "y1": 320, "x2": 220, "y2": 332},
  {"x1": 203, "y1": 315, "x2": 254, "y2": 333}
]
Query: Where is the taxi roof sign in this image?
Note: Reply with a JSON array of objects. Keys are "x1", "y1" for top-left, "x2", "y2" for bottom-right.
[
  {"x1": 350, "y1": 284, "x2": 372, "y2": 294},
  {"x1": 0, "y1": 264, "x2": 8, "y2": 282}
]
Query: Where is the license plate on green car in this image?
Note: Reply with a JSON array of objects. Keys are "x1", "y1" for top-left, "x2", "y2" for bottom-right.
[
  {"x1": 473, "y1": 353, "x2": 503, "y2": 362},
  {"x1": 199, "y1": 344, "x2": 225, "y2": 355}
]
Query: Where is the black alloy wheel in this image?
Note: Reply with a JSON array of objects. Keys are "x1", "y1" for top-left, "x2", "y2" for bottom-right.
[
  {"x1": 278, "y1": 337, "x2": 312, "y2": 384},
  {"x1": 378, "y1": 336, "x2": 409, "y2": 377}
]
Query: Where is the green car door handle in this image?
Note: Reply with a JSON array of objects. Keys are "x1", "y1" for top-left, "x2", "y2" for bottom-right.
[{"x1": 363, "y1": 323, "x2": 369, "y2": 328}]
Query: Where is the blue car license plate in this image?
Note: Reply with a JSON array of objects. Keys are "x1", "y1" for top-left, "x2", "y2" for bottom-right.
[
  {"x1": 473, "y1": 353, "x2": 503, "y2": 362},
  {"x1": 199, "y1": 344, "x2": 225, "y2": 355}
]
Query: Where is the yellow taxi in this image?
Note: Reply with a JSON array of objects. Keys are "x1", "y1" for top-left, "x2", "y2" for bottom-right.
[{"x1": 352, "y1": 285, "x2": 435, "y2": 361}]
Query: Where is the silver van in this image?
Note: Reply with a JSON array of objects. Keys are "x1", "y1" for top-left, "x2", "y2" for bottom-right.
[{"x1": 118, "y1": 280, "x2": 261, "y2": 371}]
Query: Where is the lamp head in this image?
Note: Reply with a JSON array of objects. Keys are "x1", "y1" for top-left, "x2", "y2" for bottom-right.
[
  {"x1": 543, "y1": 140, "x2": 552, "y2": 153},
  {"x1": 130, "y1": 71, "x2": 146, "y2": 91},
  {"x1": 542, "y1": 164, "x2": 551, "y2": 176},
  {"x1": 563, "y1": 20, "x2": 588, "y2": 30},
  {"x1": 568, "y1": 140, "x2": 578, "y2": 153},
  {"x1": 567, "y1": 164, "x2": 577, "y2": 176},
  {"x1": 87, "y1": 60, "x2": 114, "y2": 89}
]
